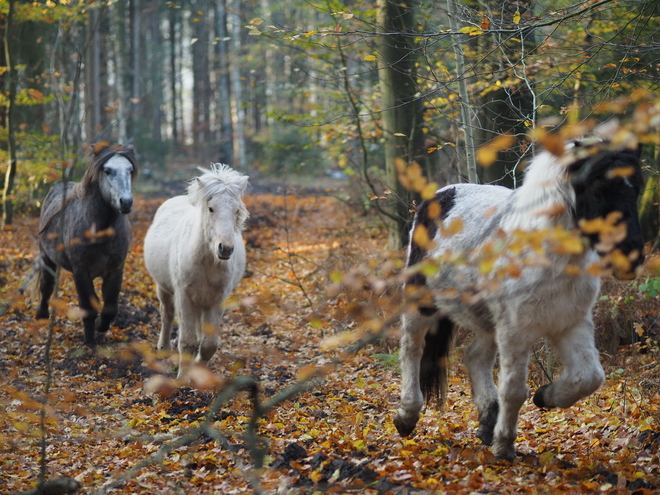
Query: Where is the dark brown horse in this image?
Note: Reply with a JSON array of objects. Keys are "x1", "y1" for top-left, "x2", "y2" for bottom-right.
[{"x1": 34, "y1": 144, "x2": 138, "y2": 346}]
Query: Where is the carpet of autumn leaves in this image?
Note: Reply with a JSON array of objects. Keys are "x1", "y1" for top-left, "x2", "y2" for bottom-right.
[{"x1": 1, "y1": 181, "x2": 660, "y2": 494}]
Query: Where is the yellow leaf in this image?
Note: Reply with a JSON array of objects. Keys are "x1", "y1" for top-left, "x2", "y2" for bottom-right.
[
  {"x1": 513, "y1": 10, "x2": 521, "y2": 24},
  {"x1": 476, "y1": 133, "x2": 515, "y2": 167},
  {"x1": 364, "y1": 54, "x2": 377, "y2": 61},
  {"x1": 393, "y1": 132, "x2": 406, "y2": 137}
]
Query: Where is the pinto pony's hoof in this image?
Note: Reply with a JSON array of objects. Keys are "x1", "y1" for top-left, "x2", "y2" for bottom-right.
[
  {"x1": 492, "y1": 443, "x2": 517, "y2": 462},
  {"x1": 476, "y1": 426, "x2": 494, "y2": 446},
  {"x1": 533, "y1": 384, "x2": 551, "y2": 408},
  {"x1": 393, "y1": 414, "x2": 418, "y2": 438}
]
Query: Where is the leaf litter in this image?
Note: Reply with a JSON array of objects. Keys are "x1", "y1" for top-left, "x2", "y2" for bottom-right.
[{"x1": 0, "y1": 190, "x2": 659, "y2": 494}]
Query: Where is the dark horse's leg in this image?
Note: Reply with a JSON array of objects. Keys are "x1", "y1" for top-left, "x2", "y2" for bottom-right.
[
  {"x1": 72, "y1": 269, "x2": 99, "y2": 347},
  {"x1": 97, "y1": 269, "x2": 123, "y2": 335},
  {"x1": 36, "y1": 255, "x2": 57, "y2": 320}
]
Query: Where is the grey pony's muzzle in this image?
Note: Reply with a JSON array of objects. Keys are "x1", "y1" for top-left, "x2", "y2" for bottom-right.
[{"x1": 119, "y1": 196, "x2": 133, "y2": 214}]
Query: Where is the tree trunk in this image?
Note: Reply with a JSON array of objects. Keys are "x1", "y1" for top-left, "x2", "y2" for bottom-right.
[
  {"x1": 149, "y1": 0, "x2": 163, "y2": 142},
  {"x1": 130, "y1": 0, "x2": 140, "y2": 103},
  {"x1": 229, "y1": 0, "x2": 246, "y2": 169},
  {"x1": 2, "y1": 0, "x2": 17, "y2": 227},
  {"x1": 84, "y1": 7, "x2": 102, "y2": 142},
  {"x1": 191, "y1": 0, "x2": 211, "y2": 149},
  {"x1": 376, "y1": 0, "x2": 424, "y2": 250},
  {"x1": 215, "y1": 0, "x2": 233, "y2": 163},
  {"x1": 169, "y1": 5, "x2": 179, "y2": 142},
  {"x1": 447, "y1": 0, "x2": 478, "y2": 184},
  {"x1": 112, "y1": 0, "x2": 129, "y2": 144}
]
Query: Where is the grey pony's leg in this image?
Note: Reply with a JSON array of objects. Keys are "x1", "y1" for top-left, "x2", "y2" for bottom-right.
[
  {"x1": 36, "y1": 255, "x2": 57, "y2": 320},
  {"x1": 490, "y1": 323, "x2": 532, "y2": 462},
  {"x1": 533, "y1": 316, "x2": 604, "y2": 409},
  {"x1": 72, "y1": 269, "x2": 99, "y2": 347},
  {"x1": 394, "y1": 311, "x2": 436, "y2": 437},
  {"x1": 97, "y1": 269, "x2": 123, "y2": 334},
  {"x1": 463, "y1": 330, "x2": 499, "y2": 446},
  {"x1": 156, "y1": 285, "x2": 175, "y2": 352}
]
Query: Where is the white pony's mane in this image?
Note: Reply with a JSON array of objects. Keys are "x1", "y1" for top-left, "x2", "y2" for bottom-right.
[
  {"x1": 187, "y1": 163, "x2": 250, "y2": 229},
  {"x1": 504, "y1": 148, "x2": 575, "y2": 231}
]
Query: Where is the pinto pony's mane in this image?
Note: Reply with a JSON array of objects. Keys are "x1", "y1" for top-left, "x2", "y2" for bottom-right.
[
  {"x1": 75, "y1": 144, "x2": 138, "y2": 198},
  {"x1": 188, "y1": 163, "x2": 250, "y2": 230}
]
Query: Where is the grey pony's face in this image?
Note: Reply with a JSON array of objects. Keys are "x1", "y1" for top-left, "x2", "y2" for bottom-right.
[
  {"x1": 99, "y1": 155, "x2": 135, "y2": 214},
  {"x1": 570, "y1": 146, "x2": 644, "y2": 280}
]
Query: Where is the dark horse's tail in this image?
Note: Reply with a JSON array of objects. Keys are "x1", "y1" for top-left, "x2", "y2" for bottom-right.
[
  {"x1": 19, "y1": 253, "x2": 43, "y2": 304},
  {"x1": 420, "y1": 315, "x2": 455, "y2": 407}
]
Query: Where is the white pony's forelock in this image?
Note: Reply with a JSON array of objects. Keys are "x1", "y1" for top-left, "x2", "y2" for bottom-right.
[{"x1": 188, "y1": 163, "x2": 249, "y2": 206}]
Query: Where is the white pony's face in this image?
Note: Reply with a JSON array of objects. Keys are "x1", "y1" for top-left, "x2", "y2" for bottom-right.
[
  {"x1": 202, "y1": 189, "x2": 247, "y2": 261},
  {"x1": 99, "y1": 155, "x2": 135, "y2": 214}
]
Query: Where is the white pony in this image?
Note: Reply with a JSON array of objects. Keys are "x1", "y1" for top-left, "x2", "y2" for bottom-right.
[
  {"x1": 395, "y1": 142, "x2": 644, "y2": 461},
  {"x1": 144, "y1": 164, "x2": 249, "y2": 377}
]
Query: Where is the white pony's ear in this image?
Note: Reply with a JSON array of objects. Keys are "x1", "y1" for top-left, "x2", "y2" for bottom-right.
[
  {"x1": 238, "y1": 175, "x2": 250, "y2": 195},
  {"x1": 188, "y1": 177, "x2": 202, "y2": 206}
]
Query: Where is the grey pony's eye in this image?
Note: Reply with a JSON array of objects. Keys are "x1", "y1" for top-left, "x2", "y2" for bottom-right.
[{"x1": 104, "y1": 168, "x2": 112, "y2": 176}]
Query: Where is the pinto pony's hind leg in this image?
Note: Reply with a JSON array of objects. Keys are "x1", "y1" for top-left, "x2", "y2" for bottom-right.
[
  {"x1": 533, "y1": 317, "x2": 604, "y2": 409},
  {"x1": 156, "y1": 285, "x2": 175, "y2": 352},
  {"x1": 463, "y1": 330, "x2": 499, "y2": 446},
  {"x1": 491, "y1": 326, "x2": 532, "y2": 461},
  {"x1": 36, "y1": 255, "x2": 57, "y2": 320},
  {"x1": 395, "y1": 312, "x2": 455, "y2": 437}
]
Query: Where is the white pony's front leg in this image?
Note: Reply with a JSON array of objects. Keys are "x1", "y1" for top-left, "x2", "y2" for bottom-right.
[
  {"x1": 492, "y1": 325, "x2": 531, "y2": 461},
  {"x1": 464, "y1": 330, "x2": 499, "y2": 446},
  {"x1": 197, "y1": 306, "x2": 224, "y2": 365},
  {"x1": 156, "y1": 285, "x2": 175, "y2": 352},
  {"x1": 394, "y1": 311, "x2": 436, "y2": 437},
  {"x1": 176, "y1": 293, "x2": 201, "y2": 378},
  {"x1": 533, "y1": 317, "x2": 604, "y2": 408}
]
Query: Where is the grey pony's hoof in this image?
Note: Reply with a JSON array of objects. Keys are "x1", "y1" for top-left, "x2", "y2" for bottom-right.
[
  {"x1": 533, "y1": 384, "x2": 551, "y2": 408},
  {"x1": 393, "y1": 414, "x2": 418, "y2": 438}
]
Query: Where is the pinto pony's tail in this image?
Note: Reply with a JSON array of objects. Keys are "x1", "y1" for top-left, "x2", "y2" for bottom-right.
[
  {"x1": 420, "y1": 315, "x2": 455, "y2": 408},
  {"x1": 19, "y1": 254, "x2": 43, "y2": 305}
]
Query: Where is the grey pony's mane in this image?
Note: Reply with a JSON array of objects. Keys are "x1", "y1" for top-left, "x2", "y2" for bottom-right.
[{"x1": 38, "y1": 144, "x2": 138, "y2": 235}]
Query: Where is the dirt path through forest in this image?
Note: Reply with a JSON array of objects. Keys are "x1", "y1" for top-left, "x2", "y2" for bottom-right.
[{"x1": 1, "y1": 191, "x2": 659, "y2": 494}]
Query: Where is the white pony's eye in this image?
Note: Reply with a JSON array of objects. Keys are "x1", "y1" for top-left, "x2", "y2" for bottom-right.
[{"x1": 208, "y1": 207, "x2": 214, "y2": 213}]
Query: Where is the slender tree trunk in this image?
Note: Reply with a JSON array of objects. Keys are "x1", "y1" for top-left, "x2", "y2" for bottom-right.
[
  {"x1": 112, "y1": 0, "x2": 128, "y2": 144},
  {"x1": 149, "y1": 1, "x2": 163, "y2": 142},
  {"x1": 130, "y1": 0, "x2": 141, "y2": 138},
  {"x1": 447, "y1": 0, "x2": 478, "y2": 184},
  {"x1": 229, "y1": 0, "x2": 246, "y2": 169},
  {"x1": 169, "y1": 5, "x2": 179, "y2": 142},
  {"x1": 377, "y1": 0, "x2": 423, "y2": 249},
  {"x1": 191, "y1": 1, "x2": 211, "y2": 149},
  {"x1": 85, "y1": 7, "x2": 102, "y2": 141},
  {"x1": 215, "y1": 0, "x2": 233, "y2": 163},
  {"x1": 2, "y1": 0, "x2": 17, "y2": 227}
]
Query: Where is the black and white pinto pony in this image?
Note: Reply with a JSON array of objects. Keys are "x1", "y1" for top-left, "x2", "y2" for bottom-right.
[
  {"x1": 143, "y1": 164, "x2": 249, "y2": 378},
  {"x1": 395, "y1": 141, "x2": 644, "y2": 461},
  {"x1": 34, "y1": 144, "x2": 138, "y2": 347}
]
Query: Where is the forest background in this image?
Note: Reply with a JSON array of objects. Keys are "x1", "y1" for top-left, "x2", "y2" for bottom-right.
[{"x1": 2, "y1": 0, "x2": 660, "y2": 494}]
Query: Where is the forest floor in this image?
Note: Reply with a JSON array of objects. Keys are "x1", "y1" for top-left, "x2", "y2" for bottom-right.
[{"x1": 1, "y1": 182, "x2": 660, "y2": 494}]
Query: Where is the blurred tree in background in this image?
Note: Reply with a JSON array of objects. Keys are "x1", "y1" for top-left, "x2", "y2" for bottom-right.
[{"x1": 0, "y1": 0, "x2": 659, "y2": 241}]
